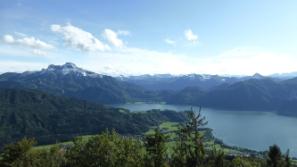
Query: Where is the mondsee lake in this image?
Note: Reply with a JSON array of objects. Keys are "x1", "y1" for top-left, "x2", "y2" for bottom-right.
[{"x1": 113, "y1": 103, "x2": 297, "y2": 157}]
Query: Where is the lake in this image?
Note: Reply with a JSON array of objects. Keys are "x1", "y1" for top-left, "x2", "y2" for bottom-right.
[{"x1": 113, "y1": 103, "x2": 297, "y2": 156}]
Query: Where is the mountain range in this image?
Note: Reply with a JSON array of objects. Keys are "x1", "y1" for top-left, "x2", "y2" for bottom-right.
[
  {"x1": 1, "y1": 62, "x2": 297, "y2": 116},
  {"x1": 118, "y1": 73, "x2": 270, "y2": 91},
  {"x1": 0, "y1": 63, "x2": 154, "y2": 104}
]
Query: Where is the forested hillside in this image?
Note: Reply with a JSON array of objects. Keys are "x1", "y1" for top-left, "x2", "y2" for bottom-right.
[{"x1": 0, "y1": 88, "x2": 186, "y2": 147}]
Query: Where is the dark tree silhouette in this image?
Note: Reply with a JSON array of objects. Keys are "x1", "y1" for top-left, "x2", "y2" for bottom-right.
[
  {"x1": 267, "y1": 145, "x2": 282, "y2": 167},
  {"x1": 144, "y1": 128, "x2": 168, "y2": 167}
]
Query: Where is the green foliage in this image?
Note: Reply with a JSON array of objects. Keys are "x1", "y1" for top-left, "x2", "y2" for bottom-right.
[
  {"x1": 28, "y1": 146, "x2": 66, "y2": 167},
  {"x1": 144, "y1": 128, "x2": 168, "y2": 167},
  {"x1": 0, "y1": 138, "x2": 36, "y2": 167},
  {"x1": 232, "y1": 157, "x2": 259, "y2": 167},
  {"x1": 0, "y1": 138, "x2": 65, "y2": 167},
  {"x1": 65, "y1": 130, "x2": 144, "y2": 167},
  {"x1": 171, "y1": 107, "x2": 207, "y2": 167},
  {"x1": 206, "y1": 146, "x2": 225, "y2": 167}
]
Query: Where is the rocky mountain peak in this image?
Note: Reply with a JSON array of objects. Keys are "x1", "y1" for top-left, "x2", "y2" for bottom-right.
[{"x1": 42, "y1": 62, "x2": 101, "y2": 77}]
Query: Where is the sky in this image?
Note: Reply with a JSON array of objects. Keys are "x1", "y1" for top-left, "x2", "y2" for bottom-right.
[{"x1": 1, "y1": 0, "x2": 297, "y2": 76}]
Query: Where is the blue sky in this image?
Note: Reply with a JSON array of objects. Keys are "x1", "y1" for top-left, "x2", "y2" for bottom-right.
[{"x1": 1, "y1": 0, "x2": 297, "y2": 75}]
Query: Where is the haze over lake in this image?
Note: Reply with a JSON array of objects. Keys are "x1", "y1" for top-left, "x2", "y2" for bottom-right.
[{"x1": 114, "y1": 103, "x2": 297, "y2": 157}]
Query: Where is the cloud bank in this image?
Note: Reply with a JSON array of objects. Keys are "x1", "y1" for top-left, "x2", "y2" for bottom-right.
[{"x1": 2, "y1": 34, "x2": 53, "y2": 55}]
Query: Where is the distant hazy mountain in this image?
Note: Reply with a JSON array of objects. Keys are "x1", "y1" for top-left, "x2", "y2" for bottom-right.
[
  {"x1": 199, "y1": 78, "x2": 285, "y2": 110},
  {"x1": 166, "y1": 77, "x2": 297, "y2": 115},
  {"x1": 118, "y1": 72, "x2": 276, "y2": 92},
  {"x1": 0, "y1": 63, "x2": 150, "y2": 104},
  {"x1": 270, "y1": 71, "x2": 297, "y2": 79},
  {"x1": 118, "y1": 74, "x2": 244, "y2": 91}
]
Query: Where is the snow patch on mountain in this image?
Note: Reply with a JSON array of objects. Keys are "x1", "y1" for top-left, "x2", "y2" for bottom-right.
[{"x1": 40, "y1": 62, "x2": 103, "y2": 78}]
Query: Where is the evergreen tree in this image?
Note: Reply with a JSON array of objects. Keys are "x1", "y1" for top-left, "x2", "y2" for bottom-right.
[
  {"x1": 284, "y1": 150, "x2": 291, "y2": 167},
  {"x1": 144, "y1": 128, "x2": 168, "y2": 167},
  {"x1": 171, "y1": 107, "x2": 207, "y2": 167},
  {"x1": 267, "y1": 145, "x2": 282, "y2": 167}
]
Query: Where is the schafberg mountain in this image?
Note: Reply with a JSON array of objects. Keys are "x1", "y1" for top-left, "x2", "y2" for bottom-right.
[{"x1": 0, "y1": 63, "x2": 152, "y2": 104}]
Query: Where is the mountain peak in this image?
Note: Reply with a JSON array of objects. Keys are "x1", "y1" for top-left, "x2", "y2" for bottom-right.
[
  {"x1": 63, "y1": 62, "x2": 77, "y2": 69},
  {"x1": 47, "y1": 62, "x2": 77, "y2": 70},
  {"x1": 44, "y1": 62, "x2": 101, "y2": 77},
  {"x1": 252, "y1": 73, "x2": 264, "y2": 79}
]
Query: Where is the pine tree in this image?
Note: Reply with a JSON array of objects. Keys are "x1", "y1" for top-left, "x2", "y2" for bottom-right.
[
  {"x1": 267, "y1": 145, "x2": 282, "y2": 167},
  {"x1": 171, "y1": 107, "x2": 207, "y2": 167},
  {"x1": 284, "y1": 150, "x2": 291, "y2": 167},
  {"x1": 144, "y1": 128, "x2": 168, "y2": 167}
]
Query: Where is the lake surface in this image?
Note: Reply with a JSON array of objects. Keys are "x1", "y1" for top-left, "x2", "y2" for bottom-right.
[{"x1": 113, "y1": 103, "x2": 297, "y2": 156}]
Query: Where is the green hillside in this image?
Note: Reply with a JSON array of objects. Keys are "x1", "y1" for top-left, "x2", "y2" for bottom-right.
[{"x1": 0, "y1": 88, "x2": 186, "y2": 147}]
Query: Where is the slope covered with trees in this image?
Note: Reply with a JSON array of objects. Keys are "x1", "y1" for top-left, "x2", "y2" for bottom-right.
[{"x1": 0, "y1": 88, "x2": 186, "y2": 148}]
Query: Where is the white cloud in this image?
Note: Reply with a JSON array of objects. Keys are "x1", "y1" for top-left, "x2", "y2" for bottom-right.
[
  {"x1": 2, "y1": 34, "x2": 53, "y2": 55},
  {"x1": 79, "y1": 47, "x2": 197, "y2": 75},
  {"x1": 164, "y1": 38, "x2": 176, "y2": 45},
  {"x1": 3, "y1": 34, "x2": 14, "y2": 43},
  {"x1": 3, "y1": 34, "x2": 53, "y2": 49},
  {"x1": 117, "y1": 30, "x2": 130, "y2": 36},
  {"x1": 16, "y1": 36, "x2": 54, "y2": 49},
  {"x1": 0, "y1": 61, "x2": 47, "y2": 74},
  {"x1": 184, "y1": 29, "x2": 198, "y2": 43},
  {"x1": 51, "y1": 23, "x2": 110, "y2": 52},
  {"x1": 14, "y1": 32, "x2": 27, "y2": 37},
  {"x1": 103, "y1": 29, "x2": 124, "y2": 48},
  {"x1": 31, "y1": 49, "x2": 48, "y2": 56},
  {"x1": 3, "y1": 24, "x2": 297, "y2": 76},
  {"x1": 78, "y1": 46, "x2": 297, "y2": 76},
  {"x1": 203, "y1": 47, "x2": 297, "y2": 75},
  {"x1": 2, "y1": 44, "x2": 297, "y2": 76}
]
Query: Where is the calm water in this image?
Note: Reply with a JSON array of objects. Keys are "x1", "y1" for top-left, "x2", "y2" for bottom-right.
[{"x1": 113, "y1": 103, "x2": 297, "y2": 156}]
